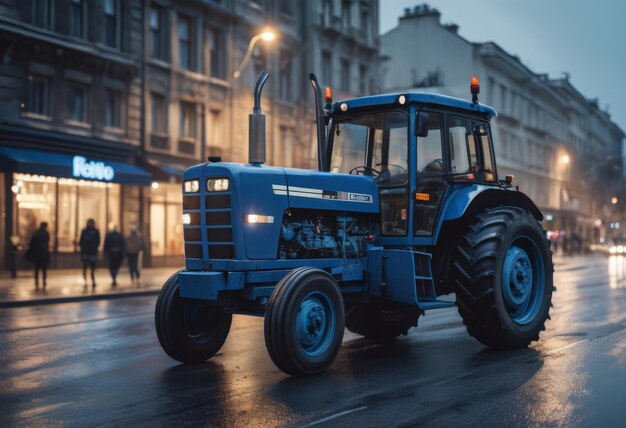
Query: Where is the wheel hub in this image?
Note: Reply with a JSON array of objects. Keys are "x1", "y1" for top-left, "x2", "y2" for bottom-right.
[
  {"x1": 501, "y1": 239, "x2": 545, "y2": 325},
  {"x1": 295, "y1": 292, "x2": 335, "y2": 357}
]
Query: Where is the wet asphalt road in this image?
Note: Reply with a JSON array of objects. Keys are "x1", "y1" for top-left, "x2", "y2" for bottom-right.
[{"x1": 1, "y1": 254, "x2": 625, "y2": 427}]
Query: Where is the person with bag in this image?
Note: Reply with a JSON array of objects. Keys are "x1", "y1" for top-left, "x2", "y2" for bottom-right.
[
  {"x1": 26, "y1": 222, "x2": 50, "y2": 289},
  {"x1": 125, "y1": 224, "x2": 144, "y2": 283},
  {"x1": 79, "y1": 218, "x2": 100, "y2": 288},
  {"x1": 104, "y1": 226, "x2": 125, "y2": 286}
]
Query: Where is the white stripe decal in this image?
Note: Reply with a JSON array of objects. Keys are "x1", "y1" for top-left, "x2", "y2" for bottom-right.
[{"x1": 271, "y1": 184, "x2": 373, "y2": 203}]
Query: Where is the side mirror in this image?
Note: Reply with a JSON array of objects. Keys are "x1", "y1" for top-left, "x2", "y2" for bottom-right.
[{"x1": 414, "y1": 112, "x2": 429, "y2": 138}]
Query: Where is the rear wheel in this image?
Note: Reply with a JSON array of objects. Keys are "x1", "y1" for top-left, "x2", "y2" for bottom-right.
[
  {"x1": 345, "y1": 302, "x2": 421, "y2": 341},
  {"x1": 453, "y1": 206, "x2": 554, "y2": 349},
  {"x1": 264, "y1": 267, "x2": 345, "y2": 376},
  {"x1": 155, "y1": 270, "x2": 232, "y2": 363}
]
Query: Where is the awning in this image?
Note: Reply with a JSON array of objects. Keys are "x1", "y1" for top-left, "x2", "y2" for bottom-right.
[
  {"x1": 144, "y1": 158, "x2": 189, "y2": 182},
  {"x1": 0, "y1": 147, "x2": 152, "y2": 185}
]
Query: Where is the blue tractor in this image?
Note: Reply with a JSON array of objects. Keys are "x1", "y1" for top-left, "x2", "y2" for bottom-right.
[{"x1": 155, "y1": 73, "x2": 554, "y2": 376}]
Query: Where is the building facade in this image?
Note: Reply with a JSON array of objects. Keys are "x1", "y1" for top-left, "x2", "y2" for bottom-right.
[
  {"x1": 381, "y1": 5, "x2": 625, "y2": 246},
  {"x1": 0, "y1": 0, "x2": 380, "y2": 272}
]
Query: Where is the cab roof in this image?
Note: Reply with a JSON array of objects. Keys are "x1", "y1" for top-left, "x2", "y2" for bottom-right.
[{"x1": 335, "y1": 92, "x2": 498, "y2": 118}]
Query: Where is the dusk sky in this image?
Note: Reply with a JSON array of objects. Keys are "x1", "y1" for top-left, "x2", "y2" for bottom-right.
[{"x1": 380, "y1": 0, "x2": 626, "y2": 133}]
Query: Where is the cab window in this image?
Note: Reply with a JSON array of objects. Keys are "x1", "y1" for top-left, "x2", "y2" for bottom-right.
[
  {"x1": 474, "y1": 122, "x2": 496, "y2": 181},
  {"x1": 447, "y1": 115, "x2": 479, "y2": 175}
]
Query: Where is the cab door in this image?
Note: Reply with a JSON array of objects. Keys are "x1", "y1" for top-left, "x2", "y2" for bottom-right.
[{"x1": 413, "y1": 112, "x2": 445, "y2": 235}]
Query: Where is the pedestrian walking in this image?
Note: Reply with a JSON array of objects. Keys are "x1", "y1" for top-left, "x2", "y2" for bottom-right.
[
  {"x1": 104, "y1": 226, "x2": 125, "y2": 286},
  {"x1": 79, "y1": 218, "x2": 100, "y2": 288},
  {"x1": 126, "y1": 224, "x2": 145, "y2": 283},
  {"x1": 25, "y1": 222, "x2": 50, "y2": 289}
]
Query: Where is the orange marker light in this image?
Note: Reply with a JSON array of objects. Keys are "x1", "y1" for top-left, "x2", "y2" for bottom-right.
[
  {"x1": 470, "y1": 76, "x2": 480, "y2": 94},
  {"x1": 470, "y1": 76, "x2": 480, "y2": 103},
  {"x1": 415, "y1": 192, "x2": 430, "y2": 201},
  {"x1": 325, "y1": 87, "x2": 333, "y2": 102}
]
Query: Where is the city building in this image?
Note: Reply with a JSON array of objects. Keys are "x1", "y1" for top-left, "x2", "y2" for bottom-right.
[
  {"x1": 0, "y1": 0, "x2": 380, "y2": 273},
  {"x1": 381, "y1": 4, "x2": 625, "y2": 246}
]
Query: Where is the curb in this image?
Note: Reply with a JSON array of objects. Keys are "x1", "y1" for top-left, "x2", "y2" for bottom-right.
[{"x1": 0, "y1": 289, "x2": 161, "y2": 308}]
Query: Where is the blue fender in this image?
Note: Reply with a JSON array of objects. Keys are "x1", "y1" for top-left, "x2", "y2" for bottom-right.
[{"x1": 433, "y1": 184, "x2": 543, "y2": 241}]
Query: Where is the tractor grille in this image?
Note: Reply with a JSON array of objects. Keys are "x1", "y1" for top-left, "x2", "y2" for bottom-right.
[
  {"x1": 182, "y1": 184, "x2": 234, "y2": 260},
  {"x1": 205, "y1": 192, "x2": 234, "y2": 259}
]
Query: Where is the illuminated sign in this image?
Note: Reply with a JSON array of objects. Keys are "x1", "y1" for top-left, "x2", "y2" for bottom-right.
[{"x1": 72, "y1": 156, "x2": 115, "y2": 181}]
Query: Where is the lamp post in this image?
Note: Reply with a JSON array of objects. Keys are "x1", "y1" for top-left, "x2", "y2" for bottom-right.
[{"x1": 233, "y1": 30, "x2": 277, "y2": 79}]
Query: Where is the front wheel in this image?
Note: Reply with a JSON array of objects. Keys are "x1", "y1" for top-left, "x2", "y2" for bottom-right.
[
  {"x1": 155, "y1": 270, "x2": 232, "y2": 363},
  {"x1": 453, "y1": 206, "x2": 554, "y2": 349},
  {"x1": 264, "y1": 267, "x2": 345, "y2": 376}
]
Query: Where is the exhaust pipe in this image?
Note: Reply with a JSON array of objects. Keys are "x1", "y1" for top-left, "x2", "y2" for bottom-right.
[
  {"x1": 249, "y1": 72, "x2": 270, "y2": 165},
  {"x1": 309, "y1": 73, "x2": 327, "y2": 171}
]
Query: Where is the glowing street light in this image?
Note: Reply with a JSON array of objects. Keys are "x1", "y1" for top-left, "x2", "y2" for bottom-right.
[
  {"x1": 233, "y1": 29, "x2": 278, "y2": 79},
  {"x1": 611, "y1": 196, "x2": 618, "y2": 205},
  {"x1": 560, "y1": 154, "x2": 570, "y2": 165}
]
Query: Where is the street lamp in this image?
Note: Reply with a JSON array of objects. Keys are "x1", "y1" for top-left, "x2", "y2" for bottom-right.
[
  {"x1": 560, "y1": 154, "x2": 570, "y2": 165},
  {"x1": 612, "y1": 196, "x2": 618, "y2": 205},
  {"x1": 233, "y1": 29, "x2": 277, "y2": 79}
]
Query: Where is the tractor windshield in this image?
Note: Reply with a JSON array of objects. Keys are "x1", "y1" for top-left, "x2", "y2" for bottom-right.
[{"x1": 329, "y1": 110, "x2": 408, "y2": 185}]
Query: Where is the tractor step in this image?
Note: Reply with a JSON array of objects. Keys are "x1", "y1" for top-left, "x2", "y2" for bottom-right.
[{"x1": 418, "y1": 300, "x2": 455, "y2": 310}]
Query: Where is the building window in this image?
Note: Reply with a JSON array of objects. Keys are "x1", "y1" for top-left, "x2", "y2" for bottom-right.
[
  {"x1": 208, "y1": 28, "x2": 225, "y2": 79},
  {"x1": 322, "y1": 0, "x2": 332, "y2": 26},
  {"x1": 280, "y1": 51, "x2": 293, "y2": 101},
  {"x1": 321, "y1": 50, "x2": 332, "y2": 86},
  {"x1": 104, "y1": 89, "x2": 121, "y2": 128},
  {"x1": 32, "y1": 0, "x2": 53, "y2": 29},
  {"x1": 280, "y1": 0, "x2": 293, "y2": 16},
  {"x1": 23, "y1": 75, "x2": 50, "y2": 117},
  {"x1": 104, "y1": 0, "x2": 118, "y2": 48},
  {"x1": 178, "y1": 15, "x2": 192, "y2": 70},
  {"x1": 360, "y1": 6, "x2": 369, "y2": 36},
  {"x1": 150, "y1": 6, "x2": 166, "y2": 60},
  {"x1": 69, "y1": 0, "x2": 85, "y2": 38},
  {"x1": 341, "y1": 0, "x2": 352, "y2": 29},
  {"x1": 340, "y1": 58, "x2": 350, "y2": 91},
  {"x1": 208, "y1": 109, "x2": 222, "y2": 149},
  {"x1": 151, "y1": 93, "x2": 166, "y2": 134},
  {"x1": 179, "y1": 101, "x2": 196, "y2": 154},
  {"x1": 67, "y1": 83, "x2": 88, "y2": 123},
  {"x1": 359, "y1": 64, "x2": 367, "y2": 95}
]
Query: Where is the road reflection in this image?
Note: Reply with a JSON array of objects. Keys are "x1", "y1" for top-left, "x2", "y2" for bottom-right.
[{"x1": 608, "y1": 255, "x2": 626, "y2": 289}]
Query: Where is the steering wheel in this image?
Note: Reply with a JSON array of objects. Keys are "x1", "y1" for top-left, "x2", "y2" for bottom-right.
[{"x1": 349, "y1": 166, "x2": 381, "y2": 177}]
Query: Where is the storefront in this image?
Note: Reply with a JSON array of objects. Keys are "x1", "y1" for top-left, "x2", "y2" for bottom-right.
[
  {"x1": 0, "y1": 147, "x2": 151, "y2": 271},
  {"x1": 144, "y1": 158, "x2": 187, "y2": 267}
]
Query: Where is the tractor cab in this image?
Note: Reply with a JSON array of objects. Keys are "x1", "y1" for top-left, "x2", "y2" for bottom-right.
[{"x1": 326, "y1": 86, "x2": 498, "y2": 242}]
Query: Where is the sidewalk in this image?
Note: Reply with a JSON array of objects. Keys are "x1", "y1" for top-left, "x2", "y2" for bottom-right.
[{"x1": 0, "y1": 266, "x2": 177, "y2": 308}]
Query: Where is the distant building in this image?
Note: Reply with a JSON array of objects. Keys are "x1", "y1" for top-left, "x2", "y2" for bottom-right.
[
  {"x1": 381, "y1": 4, "x2": 625, "y2": 244},
  {"x1": 0, "y1": 0, "x2": 380, "y2": 272}
]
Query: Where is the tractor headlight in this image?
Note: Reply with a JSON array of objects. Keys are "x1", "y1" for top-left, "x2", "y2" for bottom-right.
[
  {"x1": 244, "y1": 214, "x2": 274, "y2": 224},
  {"x1": 182, "y1": 213, "x2": 191, "y2": 225},
  {"x1": 207, "y1": 178, "x2": 229, "y2": 192},
  {"x1": 184, "y1": 180, "x2": 199, "y2": 193}
]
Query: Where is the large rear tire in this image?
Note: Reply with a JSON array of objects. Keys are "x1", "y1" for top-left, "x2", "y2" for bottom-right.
[
  {"x1": 453, "y1": 206, "x2": 554, "y2": 349},
  {"x1": 264, "y1": 267, "x2": 345, "y2": 376},
  {"x1": 155, "y1": 270, "x2": 232, "y2": 363},
  {"x1": 345, "y1": 302, "x2": 421, "y2": 341}
]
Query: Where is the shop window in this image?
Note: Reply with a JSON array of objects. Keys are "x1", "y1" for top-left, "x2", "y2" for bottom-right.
[
  {"x1": 67, "y1": 83, "x2": 88, "y2": 123},
  {"x1": 208, "y1": 27, "x2": 225, "y2": 79},
  {"x1": 13, "y1": 174, "x2": 57, "y2": 250},
  {"x1": 57, "y1": 180, "x2": 78, "y2": 252},
  {"x1": 69, "y1": 0, "x2": 85, "y2": 39},
  {"x1": 150, "y1": 6, "x2": 166, "y2": 60},
  {"x1": 104, "y1": 89, "x2": 121, "y2": 128},
  {"x1": 150, "y1": 183, "x2": 183, "y2": 256},
  {"x1": 178, "y1": 15, "x2": 192, "y2": 70},
  {"x1": 104, "y1": 0, "x2": 119, "y2": 48},
  {"x1": 23, "y1": 75, "x2": 50, "y2": 117}
]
